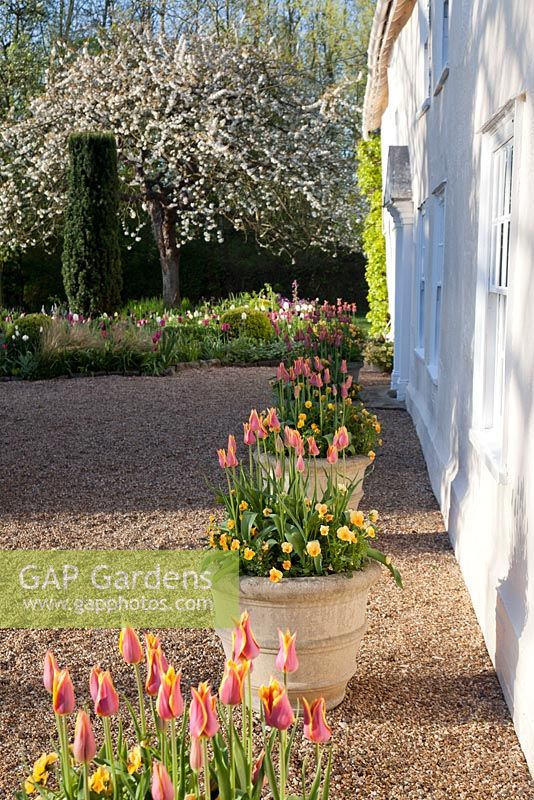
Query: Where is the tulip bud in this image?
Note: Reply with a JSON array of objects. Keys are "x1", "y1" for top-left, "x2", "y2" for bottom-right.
[
  {"x1": 145, "y1": 634, "x2": 169, "y2": 696},
  {"x1": 94, "y1": 670, "x2": 119, "y2": 717},
  {"x1": 151, "y1": 761, "x2": 174, "y2": 800},
  {"x1": 43, "y1": 650, "x2": 59, "y2": 694},
  {"x1": 156, "y1": 667, "x2": 184, "y2": 721},
  {"x1": 119, "y1": 627, "x2": 143, "y2": 665},
  {"x1": 326, "y1": 445, "x2": 338, "y2": 464},
  {"x1": 275, "y1": 629, "x2": 299, "y2": 674},
  {"x1": 296, "y1": 454, "x2": 305, "y2": 473},
  {"x1": 52, "y1": 668, "x2": 75, "y2": 716},
  {"x1": 232, "y1": 611, "x2": 260, "y2": 662},
  {"x1": 73, "y1": 709, "x2": 97, "y2": 763}
]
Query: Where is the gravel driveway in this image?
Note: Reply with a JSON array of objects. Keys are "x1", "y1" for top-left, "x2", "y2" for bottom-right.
[{"x1": 0, "y1": 367, "x2": 533, "y2": 798}]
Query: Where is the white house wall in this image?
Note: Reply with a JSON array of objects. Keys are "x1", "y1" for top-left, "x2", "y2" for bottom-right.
[{"x1": 379, "y1": 0, "x2": 534, "y2": 773}]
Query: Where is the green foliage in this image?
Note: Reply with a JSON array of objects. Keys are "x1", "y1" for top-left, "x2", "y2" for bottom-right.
[
  {"x1": 62, "y1": 131, "x2": 122, "y2": 314},
  {"x1": 220, "y1": 307, "x2": 273, "y2": 341},
  {"x1": 6, "y1": 312, "x2": 51, "y2": 345},
  {"x1": 356, "y1": 136, "x2": 389, "y2": 337},
  {"x1": 363, "y1": 336, "x2": 394, "y2": 373}
]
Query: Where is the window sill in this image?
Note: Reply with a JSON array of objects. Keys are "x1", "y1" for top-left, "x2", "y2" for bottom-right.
[
  {"x1": 417, "y1": 97, "x2": 431, "y2": 120},
  {"x1": 469, "y1": 427, "x2": 509, "y2": 484},
  {"x1": 433, "y1": 65, "x2": 449, "y2": 96}
]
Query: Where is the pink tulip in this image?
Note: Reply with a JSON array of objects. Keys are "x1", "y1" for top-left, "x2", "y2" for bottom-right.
[
  {"x1": 302, "y1": 697, "x2": 332, "y2": 743},
  {"x1": 52, "y1": 668, "x2": 75, "y2": 716},
  {"x1": 274, "y1": 460, "x2": 283, "y2": 480},
  {"x1": 156, "y1": 666, "x2": 184, "y2": 720},
  {"x1": 326, "y1": 445, "x2": 338, "y2": 464},
  {"x1": 258, "y1": 679, "x2": 295, "y2": 730},
  {"x1": 333, "y1": 425, "x2": 349, "y2": 450},
  {"x1": 307, "y1": 437, "x2": 320, "y2": 457},
  {"x1": 219, "y1": 659, "x2": 249, "y2": 706},
  {"x1": 232, "y1": 611, "x2": 261, "y2": 662},
  {"x1": 276, "y1": 363, "x2": 290, "y2": 383},
  {"x1": 313, "y1": 356, "x2": 322, "y2": 371},
  {"x1": 94, "y1": 670, "x2": 119, "y2": 717},
  {"x1": 145, "y1": 635, "x2": 167, "y2": 697},
  {"x1": 226, "y1": 434, "x2": 239, "y2": 467},
  {"x1": 189, "y1": 682, "x2": 219, "y2": 739},
  {"x1": 323, "y1": 368, "x2": 331, "y2": 384},
  {"x1": 275, "y1": 629, "x2": 299, "y2": 674},
  {"x1": 89, "y1": 665, "x2": 103, "y2": 704},
  {"x1": 151, "y1": 761, "x2": 174, "y2": 800},
  {"x1": 248, "y1": 410, "x2": 262, "y2": 432},
  {"x1": 217, "y1": 448, "x2": 227, "y2": 468},
  {"x1": 243, "y1": 423, "x2": 256, "y2": 446},
  {"x1": 43, "y1": 650, "x2": 59, "y2": 694},
  {"x1": 340, "y1": 383, "x2": 348, "y2": 399},
  {"x1": 296, "y1": 454, "x2": 305, "y2": 473},
  {"x1": 345, "y1": 375, "x2": 353, "y2": 389},
  {"x1": 73, "y1": 709, "x2": 97, "y2": 763},
  {"x1": 265, "y1": 408, "x2": 281, "y2": 432},
  {"x1": 190, "y1": 736, "x2": 203, "y2": 770},
  {"x1": 119, "y1": 627, "x2": 143, "y2": 665},
  {"x1": 340, "y1": 359, "x2": 348, "y2": 374},
  {"x1": 252, "y1": 750, "x2": 266, "y2": 787}
]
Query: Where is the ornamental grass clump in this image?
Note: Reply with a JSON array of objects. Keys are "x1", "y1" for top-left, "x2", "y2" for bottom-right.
[
  {"x1": 209, "y1": 409, "x2": 401, "y2": 586},
  {"x1": 273, "y1": 358, "x2": 381, "y2": 459},
  {"x1": 20, "y1": 616, "x2": 332, "y2": 800}
]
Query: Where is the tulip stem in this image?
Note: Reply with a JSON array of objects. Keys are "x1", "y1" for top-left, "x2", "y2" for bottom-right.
[
  {"x1": 171, "y1": 719, "x2": 178, "y2": 800},
  {"x1": 247, "y1": 672, "x2": 253, "y2": 788},
  {"x1": 83, "y1": 762, "x2": 90, "y2": 800},
  {"x1": 56, "y1": 713, "x2": 72, "y2": 800},
  {"x1": 133, "y1": 664, "x2": 147, "y2": 740},
  {"x1": 279, "y1": 729, "x2": 287, "y2": 800},
  {"x1": 202, "y1": 738, "x2": 210, "y2": 800},
  {"x1": 228, "y1": 706, "x2": 235, "y2": 798},
  {"x1": 103, "y1": 717, "x2": 118, "y2": 800}
]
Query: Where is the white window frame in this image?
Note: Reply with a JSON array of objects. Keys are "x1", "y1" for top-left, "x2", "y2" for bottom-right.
[
  {"x1": 470, "y1": 102, "x2": 520, "y2": 482},
  {"x1": 428, "y1": 184, "x2": 446, "y2": 381},
  {"x1": 419, "y1": 1, "x2": 432, "y2": 115},
  {"x1": 415, "y1": 202, "x2": 428, "y2": 355}
]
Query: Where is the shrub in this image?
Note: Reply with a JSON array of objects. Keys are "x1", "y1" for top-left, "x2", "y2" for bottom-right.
[
  {"x1": 6, "y1": 313, "x2": 51, "y2": 347},
  {"x1": 220, "y1": 306, "x2": 273, "y2": 341},
  {"x1": 62, "y1": 131, "x2": 122, "y2": 314},
  {"x1": 363, "y1": 337, "x2": 394, "y2": 373}
]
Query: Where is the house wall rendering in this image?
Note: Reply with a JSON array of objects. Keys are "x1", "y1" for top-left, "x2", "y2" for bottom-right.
[{"x1": 366, "y1": 0, "x2": 534, "y2": 774}]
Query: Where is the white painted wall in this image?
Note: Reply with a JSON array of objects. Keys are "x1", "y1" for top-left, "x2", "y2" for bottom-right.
[{"x1": 379, "y1": 0, "x2": 534, "y2": 774}]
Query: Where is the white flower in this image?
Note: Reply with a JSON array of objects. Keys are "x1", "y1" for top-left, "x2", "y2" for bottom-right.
[
  {"x1": 73, "y1": 313, "x2": 79, "y2": 322},
  {"x1": 22, "y1": 334, "x2": 29, "y2": 341},
  {"x1": 241, "y1": 312, "x2": 247, "y2": 320},
  {"x1": 283, "y1": 301, "x2": 290, "y2": 311}
]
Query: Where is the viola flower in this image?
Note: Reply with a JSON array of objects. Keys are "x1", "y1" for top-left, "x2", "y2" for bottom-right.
[
  {"x1": 275, "y1": 629, "x2": 299, "y2": 674},
  {"x1": 369, "y1": 509, "x2": 379, "y2": 523},
  {"x1": 366, "y1": 526, "x2": 376, "y2": 539},
  {"x1": 368, "y1": 450, "x2": 376, "y2": 462},
  {"x1": 73, "y1": 709, "x2": 97, "y2": 763},
  {"x1": 306, "y1": 540, "x2": 321, "y2": 558},
  {"x1": 269, "y1": 568, "x2": 283, "y2": 583},
  {"x1": 127, "y1": 745, "x2": 142, "y2": 774},
  {"x1": 320, "y1": 525, "x2": 330, "y2": 536},
  {"x1": 350, "y1": 510, "x2": 365, "y2": 527},
  {"x1": 189, "y1": 681, "x2": 219, "y2": 738},
  {"x1": 281, "y1": 542, "x2": 293, "y2": 554},
  {"x1": 282, "y1": 560, "x2": 291, "y2": 570},
  {"x1": 315, "y1": 503, "x2": 328, "y2": 518},
  {"x1": 52, "y1": 668, "x2": 75, "y2": 715},
  {"x1": 302, "y1": 697, "x2": 332, "y2": 743},
  {"x1": 119, "y1": 627, "x2": 144, "y2": 665},
  {"x1": 337, "y1": 525, "x2": 355, "y2": 543},
  {"x1": 244, "y1": 547, "x2": 255, "y2": 560},
  {"x1": 258, "y1": 678, "x2": 295, "y2": 730}
]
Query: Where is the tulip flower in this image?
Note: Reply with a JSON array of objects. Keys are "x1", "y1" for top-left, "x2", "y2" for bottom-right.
[
  {"x1": 326, "y1": 444, "x2": 338, "y2": 464},
  {"x1": 340, "y1": 383, "x2": 348, "y2": 399},
  {"x1": 156, "y1": 666, "x2": 184, "y2": 720},
  {"x1": 252, "y1": 750, "x2": 266, "y2": 787},
  {"x1": 307, "y1": 436, "x2": 320, "y2": 457},
  {"x1": 93, "y1": 670, "x2": 119, "y2": 717},
  {"x1": 302, "y1": 697, "x2": 332, "y2": 743},
  {"x1": 43, "y1": 650, "x2": 59, "y2": 694},
  {"x1": 341, "y1": 359, "x2": 348, "y2": 374},
  {"x1": 232, "y1": 610, "x2": 261, "y2": 662},
  {"x1": 190, "y1": 736, "x2": 203, "y2": 770},
  {"x1": 189, "y1": 682, "x2": 219, "y2": 738},
  {"x1": 276, "y1": 363, "x2": 290, "y2": 383},
  {"x1": 151, "y1": 761, "x2": 174, "y2": 800},
  {"x1": 217, "y1": 448, "x2": 227, "y2": 468},
  {"x1": 265, "y1": 407, "x2": 281, "y2": 432},
  {"x1": 275, "y1": 629, "x2": 299, "y2": 674},
  {"x1": 226, "y1": 434, "x2": 239, "y2": 468},
  {"x1": 274, "y1": 459, "x2": 283, "y2": 480},
  {"x1": 145, "y1": 634, "x2": 169, "y2": 696},
  {"x1": 89, "y1": 665, "x2": 103, "y2": 704},
  {"x1": 73, "y1": 709, "x2": 97, "y2": 763},
  {"x1": 119, "y1": 627, "x2": 143, "y2": 665},
  {"x1": 323, "y1": 368, "x2": 331, "y2": 384},
  {"x1": 52, "y1": 668, "x2": 75, "y2": 715},
  {"x1": 296, "y1": 454, "x2": 305, "y2": 473},
  {"x1": 248, "y1": 410, "x2": 262, "y2": 432},
  {"x1": 333, "y1": 426, "x2": 349, "y2": 450},
  {"x1": 243, "y1": 422, "x2": 256, "y2": 446},
  {"x1": 258, "y1": 678, "x2": 295, "y2": 730},
  {"x1": 219, "y1": 659, "x2": 250, "y2": 706}
]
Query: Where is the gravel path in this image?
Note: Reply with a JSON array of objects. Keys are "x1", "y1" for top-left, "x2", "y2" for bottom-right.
[{"x1": 1, "y1": 368, "x2": 533, "y2": 798}]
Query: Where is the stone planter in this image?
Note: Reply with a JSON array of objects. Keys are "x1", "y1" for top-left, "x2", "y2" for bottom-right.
[
  {"x1": 257, "y1": 452, "x2": 372, "y2": 508},
  {"x1": 214, "y1": 562, "x2": 381, "y2": 711}
]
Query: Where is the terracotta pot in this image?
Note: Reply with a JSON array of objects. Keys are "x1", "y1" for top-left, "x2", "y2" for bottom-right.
[
  {"x1": 257, "y1": 452, "x2": 372, "y2": 508},
  {"x1": 214, "y1": 562, "x2": 382, "y2": 711}
]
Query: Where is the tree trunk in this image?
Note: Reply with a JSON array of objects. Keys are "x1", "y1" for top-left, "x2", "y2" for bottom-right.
[{"x1": 148, "y1": 199, "x2": 181, "y2": 307}]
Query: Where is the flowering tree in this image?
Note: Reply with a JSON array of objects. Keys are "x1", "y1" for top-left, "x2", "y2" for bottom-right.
[{"x1": 0, "y1": 28, "x2": 357, "y2": 306}]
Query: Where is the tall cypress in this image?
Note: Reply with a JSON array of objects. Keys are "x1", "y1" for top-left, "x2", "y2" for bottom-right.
[{"x1": 62, "y1": 131, "x2": 122, "y2": 314}]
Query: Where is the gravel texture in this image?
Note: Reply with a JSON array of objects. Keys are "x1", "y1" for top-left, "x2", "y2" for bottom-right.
[{"x1": 1, "y1": 368, "x2": 533, "y2": 798}]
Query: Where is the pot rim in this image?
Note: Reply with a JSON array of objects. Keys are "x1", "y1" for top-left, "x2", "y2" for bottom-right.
[{"x1": 258, "y1": 452, "x2": 372, "y2": 466}]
